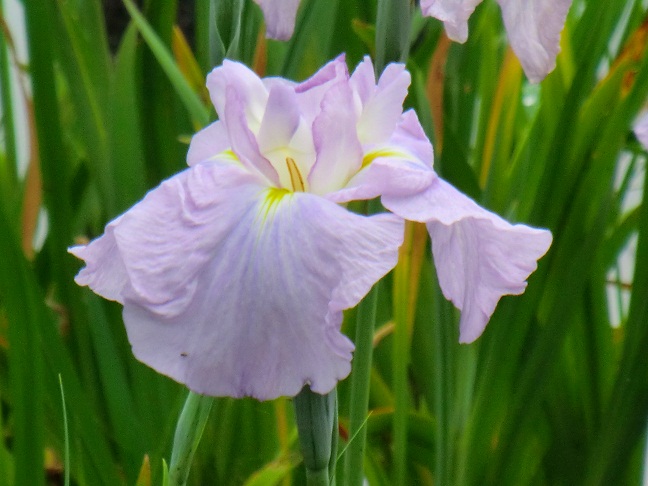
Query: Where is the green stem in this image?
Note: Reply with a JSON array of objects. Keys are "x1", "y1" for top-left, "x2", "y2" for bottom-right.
[
  {"x1": 169, "y1": 391, "x2": 214, "y2": 486},
  {"x1": 306, "y1": 468, "x2": 330, "y2": 486},
  {"x1": 344, "y1": 281, "x2": 380, "y2": 485},
  {"x1": 294, "y1": 386, "x2": 337, "y2": 486}
]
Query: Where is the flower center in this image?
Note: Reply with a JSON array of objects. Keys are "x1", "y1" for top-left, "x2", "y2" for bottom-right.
[{"x1": 285, "y1": 157, "x2": 306, "y2": 192}]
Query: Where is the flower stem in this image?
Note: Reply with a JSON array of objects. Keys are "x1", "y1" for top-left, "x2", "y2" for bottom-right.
[
  {"x1": 392, "y1": 221, "x2": 417, "y2": 485},
  {"x1": 343, "y1": 281, "x2": 380, "y2": 485},
  {"x1": 294, "y1": 386, "x2": 337, "y2": 486},
  {"x1": 169, "y1": 391, "x2": 214, "y2": 486},
  {"x1": 305, "y1": 468, "x2": 330, "y2": 486}
]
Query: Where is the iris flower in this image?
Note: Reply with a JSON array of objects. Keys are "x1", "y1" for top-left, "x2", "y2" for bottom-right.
[
  {"x1": 421, "y1": 0, "x2": 573, "y2": 83},
  {"x1": 70, "y1": 56, "x2": 551, "y2": 400},
  {"x1": 253, "y1": 0, "x2": 301, "y2": 40}
]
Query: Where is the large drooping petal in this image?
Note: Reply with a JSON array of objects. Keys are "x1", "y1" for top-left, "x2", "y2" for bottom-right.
[
  {"x1": 74, "y1": 161, "x2": 404, "y2": 400},
  {"x1": 70, "y1": 215, "x2": 128, "y2": 304},
  {"x1": 253, "y1": 0, "x2": 301, "y2": 41},
  {"x1": 497, "y1": 0, "x2": 572, "y2": 83},
  {"x1": 72, "y1": 162, "x2": 264, "y2": 317},
  {"x1": 420, "y1": 0, "x2": 484, "y2": 42},
  {"x1": 383, "y1": 177, "x2": 552, "y2": 343}
]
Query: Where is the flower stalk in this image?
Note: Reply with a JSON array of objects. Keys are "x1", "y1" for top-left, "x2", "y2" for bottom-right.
[
  {"x1": 168, "y1": 391, "x2": 214, "y2": 486},
  {"x1": 294, "y1": 386, "x2": 338, "y2": 486},
  {"x1": 343, "y1": 280, "x2": 380, "y2": 485}
]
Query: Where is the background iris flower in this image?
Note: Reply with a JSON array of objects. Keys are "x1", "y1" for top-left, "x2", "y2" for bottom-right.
[
  {"x1": 70, "y1": 56, "x2": 551, "y2": 400},
  {"x1": 254, "y1": 0, "x2": 573, "y2": 83},
  {"x1": 421, "y1": 0, "x2": 574, "y2": 82}
]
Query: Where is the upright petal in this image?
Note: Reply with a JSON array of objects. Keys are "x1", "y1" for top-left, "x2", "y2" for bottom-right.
[
  {"x1": 296, "y1": 55, "x2": 349, "y2": 124},
  {"x1": 256, "y1": 82, "x2": 301, "y2": 154},
  {"x1": 206, "y1": 60, "x2": 268, "y2": 131},
  {"x1": 497, "y1": 0, "x2": 572, "y2": 83},
  {"x1": 383, "y1": 177, "x2": 552, "y2": 343},
  {"x1": 308, "y1": 78, "x2": 364, "y2": 195},
  {"x1": 120, "y1": 189, "x2": 403, "y2": 400},
  {"x1": 420, "y1": 0, "x2": 484, "y2": 42},
  {"x1": 222, "y1": 85, "x2": 281, "y2": 185},
  {"x1": 254, "y1": 0, "x2": 301, "y2": 41},
  {"x1": 351, "y1": 58, "x2": 412, "y2": 147}
]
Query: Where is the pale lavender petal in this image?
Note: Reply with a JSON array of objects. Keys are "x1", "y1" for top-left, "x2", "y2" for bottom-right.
[
  {"x1": 121, "y1": 191, "x2": 403, "y2": 400},
  {"x1": 256, "y1": 82, "x2": 301, "y2": 154},
  {"x1": 73, "y1": 163, "x2": 264, "y2": 317},
  {"x1": 421, "y1": 0, "x2": 484, "y2": 42},
  {"x1": 634, "y1": 111, "x2": 648, "y2": 151},
  {"x1": 327, "y1": 157, "x2": 435, "y2": 204},
  {"x1": 69, "y1": 215, "x2": 128, "y2": 303},
  {"x1": 296, "y1": 55, "x2": 349, "y2": 124},
  {"x1": 387, "y1": 110, "x2": 434, "y2": 169},
  {"x1": 352, "y1": 59, "x2": 412, "y2": 146},
  {"x1": 327, "y1": 110, "x2": 435, "y2": 203},
  {"x1": 206, "y1": 60, "x2": 268, "y2": 129},
  {"x1": 308, "y1": 78, "x2": 364, "y2": 195},
  {"x1": 203, "y1": 61, "x2": 279, "y2": 183},
  {"x1": 186, "y1": 121, "x2": 231, "y2": 166},
  {"x1": 296, "y1": 54, "x2": 347, "y2": 93},
  {"x1": 497, "y1": 0, "x2": 572, "y2": 83},
  {"x1": 223, "y1": 85, "x2": 280, "y2": 185},
  {"x1": 254, "y1": 0, "x2": 301, "y2": 41},
  {"x1": 383, "y1": 177, "x2": 552, "y2": 343}
]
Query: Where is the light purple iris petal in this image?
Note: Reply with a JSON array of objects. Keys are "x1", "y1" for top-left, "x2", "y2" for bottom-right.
[
  {"x1": 254, "y1": 0, "x2": 301, "y2": 41},
  {"x1": 73, "y1": 163, "x2": 264, "y2": 317},
  {"x1": 328, "y1": 157, "x2": 435, "y2": 205},
  {"x1": 497, "y1": 0, "x2": 572, "y2": 83},
  {"x1": 206, "y1": 61, "x2": 268, "y2": 128},
  {"x1": 387, "y1": 110, "x2": 434, "y2": 169},
  {"x1": 296, "y1": 55, "x2": 349, "y2": 124},
  {"x1": 420, "y1": 0, "x2": 483, "y2": 42},
  {"x1": 348, "y1": 57, "x2": 375, "y2": 107},
  {"x1": 328, "y1": 110, "x2": 434, "y2": 203},
  {"x1": 383, "y1": 177, "x2": 552, "y2": 343},
  {"x1": 186, "y1": 121, "x2": 231, "y2": 166},
  {"x1": 223, "y1": 86, "x2": 280, "y2": 185},
  {"x1": 297, "y1": 55, "x2": 347, "y2": 93},
  {"x1": 352, "y1": 59, "x2": 412, "y2": 147},
  {"x1": 70, "y1": 215, "x2": 128, "y2": 303},
  {"x1": 73, "y1": 161, "x2": 404, "y2": 400},
  {"x1": 308, "y1": 78, "x2": 364, "y2": 195},
  {"x1": 634, "y1": 111, "x2": 648, "y2": 151},
  {"x1": 256, "y1": 82, "x2": 301, "y2": 154}
]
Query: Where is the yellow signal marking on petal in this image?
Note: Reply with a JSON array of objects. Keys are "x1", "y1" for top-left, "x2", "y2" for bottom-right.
[
  {"x1": 285, "y1": 157, "x2": 306, "y2": 192},
  {"x1": 215, "y1": 149, "x2": 239, "y2": 161},
  {"x1": 361, "y1": 148, "x2": 411, "y2": 168},
  {"x1": 259, "y1": 187, "x2": 291, "y2": 223}
]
